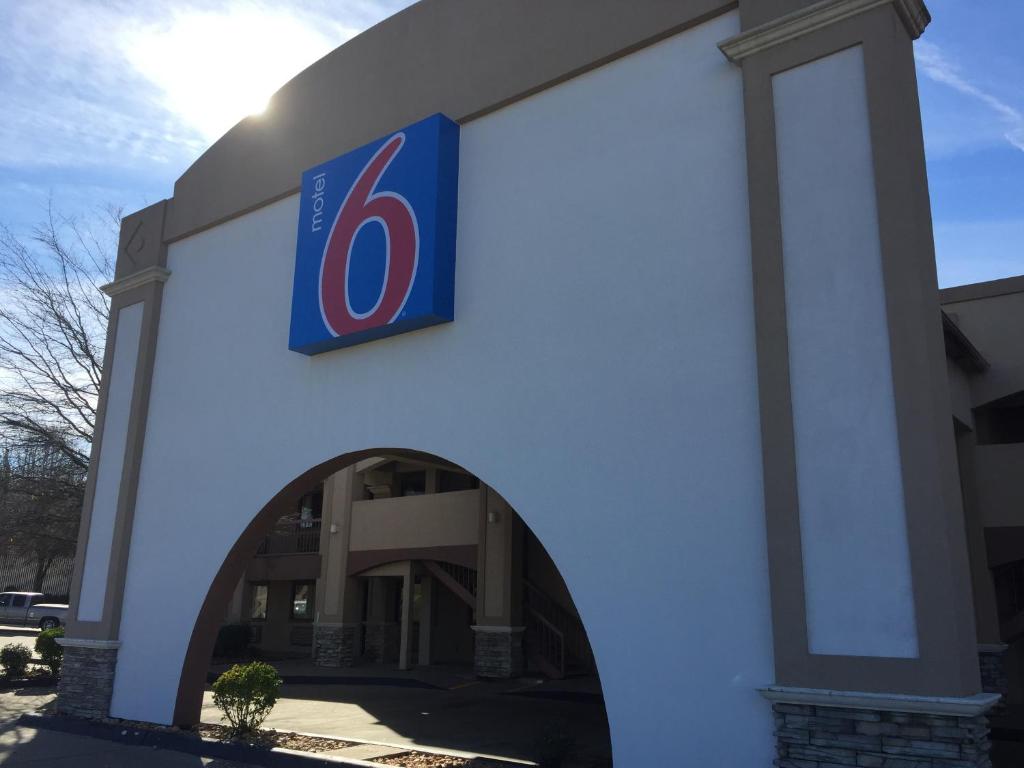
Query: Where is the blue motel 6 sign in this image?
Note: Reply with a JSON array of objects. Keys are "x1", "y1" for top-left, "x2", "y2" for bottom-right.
[{"x1": 289, "y1": 114, "x2": 460, "y2": 355}]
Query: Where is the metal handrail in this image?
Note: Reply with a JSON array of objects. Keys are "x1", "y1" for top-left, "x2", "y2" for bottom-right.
[
  {"x1": 526, "y1": 605, "x2": 565, "y2": 678},
  {"x1": 256, "y1": 518, "x2": 322, "y2": 556},
  {"x1": 522, "y1": 578, "x2": 593, "y2": 671}
]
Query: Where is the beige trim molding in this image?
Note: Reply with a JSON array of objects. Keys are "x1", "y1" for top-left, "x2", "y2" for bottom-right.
[
  {"x1": 56, "y1": 638, "x2": 122, "y2": 650},
  {"x1": 720, "y1": 0, "x2": 930, "y2": 62},
  {"x1": 940, "y1": 274, "x2": 1024, "y2": 305},
  {"x1": 100, "y1": 266, "x2": 171, "y2": 297},
  {"x1": 759, "y1": 686, "x2": 1000, "y2": 716}
]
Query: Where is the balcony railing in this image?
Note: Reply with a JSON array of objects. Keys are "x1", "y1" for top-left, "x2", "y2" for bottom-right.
[{"x1": 255, "y1": 518, "x2": 321, "y2": 556}]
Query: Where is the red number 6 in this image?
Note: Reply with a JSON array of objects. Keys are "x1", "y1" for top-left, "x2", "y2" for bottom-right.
[{"x1": 319, "y1": 133, "x2": 419, "y2": 337}]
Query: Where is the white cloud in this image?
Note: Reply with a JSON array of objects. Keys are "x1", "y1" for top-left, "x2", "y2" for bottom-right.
[
  {"x1": 0, "y1": 1, "x2": 408, "y2": 171},
  {"x1": 120, "y1": 4, "x2": 361, "y2": 142},
  {"x1": 915, "y1": 40, "x2": 1024, "y2": 153}
]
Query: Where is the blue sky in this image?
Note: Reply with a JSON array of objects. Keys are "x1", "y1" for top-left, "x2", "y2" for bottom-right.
[{"x1": 0, "y1": 0, "x2": 1020, "y2": 288}]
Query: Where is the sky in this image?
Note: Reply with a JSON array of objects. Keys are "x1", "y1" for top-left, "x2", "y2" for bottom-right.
[{"x1": 0, "y1": 0, "x2": 1020, "y2": 289}]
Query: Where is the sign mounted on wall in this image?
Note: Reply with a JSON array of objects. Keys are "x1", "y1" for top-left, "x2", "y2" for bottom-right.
[{"x1": 289, "y1": 113, "x2": 460, "y2": 355}]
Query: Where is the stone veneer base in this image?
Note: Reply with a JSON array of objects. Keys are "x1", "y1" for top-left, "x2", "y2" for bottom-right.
[
  {"x1": 978, "y1": 645, "x2": 1009, "y2": 712},
  {"x1": 472, "y1": 626, "x2": 524, "y2": 679},
  {"x1": 56, "y1": 645, "x2": 118, "y2": 720},
  {"x1": 764, "y1": 687, "x2": 998, "y2": 768},
  {"x1": 313, "y1": 624, "x2": 358, "y2": 667}
]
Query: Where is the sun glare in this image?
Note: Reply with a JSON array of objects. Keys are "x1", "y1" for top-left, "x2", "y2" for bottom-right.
[{"x1": 124, "y1": 7, "x2": 354, "y2": 143}]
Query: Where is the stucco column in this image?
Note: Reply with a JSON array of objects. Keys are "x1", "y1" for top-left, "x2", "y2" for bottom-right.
[
  {"x1": 473, "y1": 486, "x2": 524, "y2": 678},
  {"x1": 57, "y1": 200, "x2": 171, "y2": 719},
  {"x1": 398, "y1": 561, "x2": 416, "y2": 671},
  {"x1": 721, "y1": 0, "x2": 998, "y2": 764},
  {"x1": 418, "y1": 575, "x2": 433, "y2": 665},
  {"x1": 314, "y1": 467, "x2": 363, "y2": 666}
]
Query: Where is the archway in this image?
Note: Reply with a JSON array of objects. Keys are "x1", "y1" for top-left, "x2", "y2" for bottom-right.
[{"x1": 173, "y1": 448, "x2": 610, "y2": 764}]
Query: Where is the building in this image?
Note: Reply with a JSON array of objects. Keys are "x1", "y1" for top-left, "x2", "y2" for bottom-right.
[
  {"x1": 52, "y1": 1, "x2": 1023, "y2": 765},
  {"x1": 224, "y1": 458, "x2": 592, "y2": 680},
  {"x1": 940, "y1": 276, "x2": 1024, "y2": 712}
]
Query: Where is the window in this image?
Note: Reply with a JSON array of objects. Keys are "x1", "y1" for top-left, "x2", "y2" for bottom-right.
[
  {"x1": 439, "y1": 471, "x2": 479, "y2": 493},
  {"x1": 297, "y1": 487, "x2": 323, "y2": 528},
  {"x1": 291, "y1": 581, "x2": 314, "y2": 621},
  {"x1": 250, "y1": 583, "x2": 268, "y2": 621},
  {"x1": 0, "y1": 595, "x2": 9, "y2": 608},
  {"x1": 12, "y1": 595, "x2": 26, "y2": 608},
  {"x1": 399, "y1": 471, "x2": 426, "y2": 496}
]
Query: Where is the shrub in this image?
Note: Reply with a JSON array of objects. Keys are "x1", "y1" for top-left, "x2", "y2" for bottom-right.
[
  {"x1": 213, "y1": 624, "x2": 251, "y2": 659},
  {"x1": 35, "y1": 627, "x2": 64, "y2": 677},
  {"x1": 0, "y1": 643, "x2": 32, "y2": 679},
  {"x1": 212, "y1": 661, "x2": 281, "y2": 735}
]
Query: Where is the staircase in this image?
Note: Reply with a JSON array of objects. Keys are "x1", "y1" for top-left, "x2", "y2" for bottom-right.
[
  {"x1": 523, "y1": 579, "x2": 594, "y2": 680},
  {"x1": 419, "y1": 561, "x2": 594, "y2": 680},
  {"x1": 422, "y1": 560, "x2": 477, "y2": 608}
]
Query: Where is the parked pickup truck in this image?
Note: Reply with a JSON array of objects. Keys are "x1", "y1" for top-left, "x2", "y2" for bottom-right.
[{"x1": 0, "y1": 592, "x2": 67, "y2": 629}]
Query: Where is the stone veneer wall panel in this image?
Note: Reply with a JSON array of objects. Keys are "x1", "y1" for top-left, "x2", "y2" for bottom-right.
[
  {"x1": 313, "y1": 624, "x2": 358, "y2": 667},
  {"x1": 473, "y1": 628, "x2": 524, "y2": 679},
  {"x1": 772, "y1": 701, "x2": 992, "y2": 767},
  {"x1": 56, "y1": 646, "x2": 119, "y2": 719}
]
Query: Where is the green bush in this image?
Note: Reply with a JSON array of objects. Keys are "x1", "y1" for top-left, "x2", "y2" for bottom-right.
[
  {"x1": 0, "y1": 643, "x2": 32, "y2": 679},
  {"x1": 35, "y1": 627, "x2": 64, "y2": 677},
  {"x1": 212, "y1": 661, "x2": 281, "y2": 735},
  {"x1": 213, "y1": 624, "x2": 251, "y2": 659}
]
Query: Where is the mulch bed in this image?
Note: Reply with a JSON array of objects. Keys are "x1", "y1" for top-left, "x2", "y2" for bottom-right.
[
  {"x1": 373, "y1": 753, "x2": 472, "y2": 767},
  {"x1": 196, "y1": 722, "x2": 353, "y2": 752},
  {"x1": 196, "y1": 722, "x2": 478, "y2": 767}
]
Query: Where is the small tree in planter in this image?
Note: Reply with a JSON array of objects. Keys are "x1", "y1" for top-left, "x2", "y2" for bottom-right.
[
  {"x1": 211, "y1": 661, "x2": 281, "y2": 736},
  {"x1": 0, "y1": 643, "x2": 31, "y2": 679},
  {"x1": 35, "y1": 627, "x2": 64, "y2": 677}
]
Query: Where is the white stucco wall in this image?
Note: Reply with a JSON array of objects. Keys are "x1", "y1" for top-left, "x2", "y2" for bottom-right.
[
  {"x1": 112, "y1": 11, "x2": 775, "y2": 764},
  {"x1": 773, "y1": 46, "x2": 918, "y2": 658},
  {"x1": 77, "y1": 301, "x2": 143, "y2": 622}
]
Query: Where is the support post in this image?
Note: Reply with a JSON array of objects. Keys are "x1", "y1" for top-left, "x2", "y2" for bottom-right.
[
  {"x1": 313, "y1": 467, "x2": 363, "y2": 666},
  {"x1": 418, "y1": 575, "x2": 433, "y2": 666},
  {"x1": 398, "y1": 561, "x2": 415, "y2": 671},
  {"x1": 473, "y1": 486, "x2": 524, "y2": 678}
]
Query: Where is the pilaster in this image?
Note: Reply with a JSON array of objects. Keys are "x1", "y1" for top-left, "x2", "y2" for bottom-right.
[
  {"x1": 59, "y1": 199, "x2": 171, "y2": 718},
  {"x1": 723, "y1": 0, "x2": 980, "y2": 699}
]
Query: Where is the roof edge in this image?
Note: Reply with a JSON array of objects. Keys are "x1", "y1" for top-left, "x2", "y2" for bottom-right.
[
  {"x1": 162, "y1": 0, "x2": 737, "y2": 245},
  {"x1": 940, "y1": 274, "x2": 1024, "y2": 305}
]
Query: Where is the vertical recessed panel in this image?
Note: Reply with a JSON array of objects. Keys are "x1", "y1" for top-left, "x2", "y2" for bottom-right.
[
  {"x1": 773, "y1": 46, "x2": 918, "y2": 658},
  {"x1": 77, "y1": 302, "x2": 144, "y2": 622}
]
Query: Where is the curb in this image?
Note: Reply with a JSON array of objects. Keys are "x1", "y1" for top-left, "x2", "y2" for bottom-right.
[{"x1": 17, "y1": 712, "x2": 370, "y2": 767}]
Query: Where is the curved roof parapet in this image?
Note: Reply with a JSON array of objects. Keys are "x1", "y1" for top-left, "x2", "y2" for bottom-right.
[{"x1": 163, "y1": 0, "x2": 734, "y2": 242}]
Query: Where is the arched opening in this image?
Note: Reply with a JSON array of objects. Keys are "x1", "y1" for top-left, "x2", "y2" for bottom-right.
[{"x1": 174, "y1": 448, "x2": 611, "y2": 765}]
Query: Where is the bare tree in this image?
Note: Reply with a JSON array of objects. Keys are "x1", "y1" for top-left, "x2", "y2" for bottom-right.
[
  {"x1": 0, "y1": 441, "x2": 83, "y2": 592},
  {"x1": 0, "y1": 204, "x2": 117, "y2": 468},
  {"x1": 0, "y1": 204, "x2": 117, "y2": 594}
]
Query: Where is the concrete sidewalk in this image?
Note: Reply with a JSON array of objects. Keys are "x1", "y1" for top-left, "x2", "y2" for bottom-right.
[
  {"x1": 201, "y1": 671, "x2": 610, "y2": 765},
  {"x1": 0, "y1": 690, "x2": 253, "y2": 767}
]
